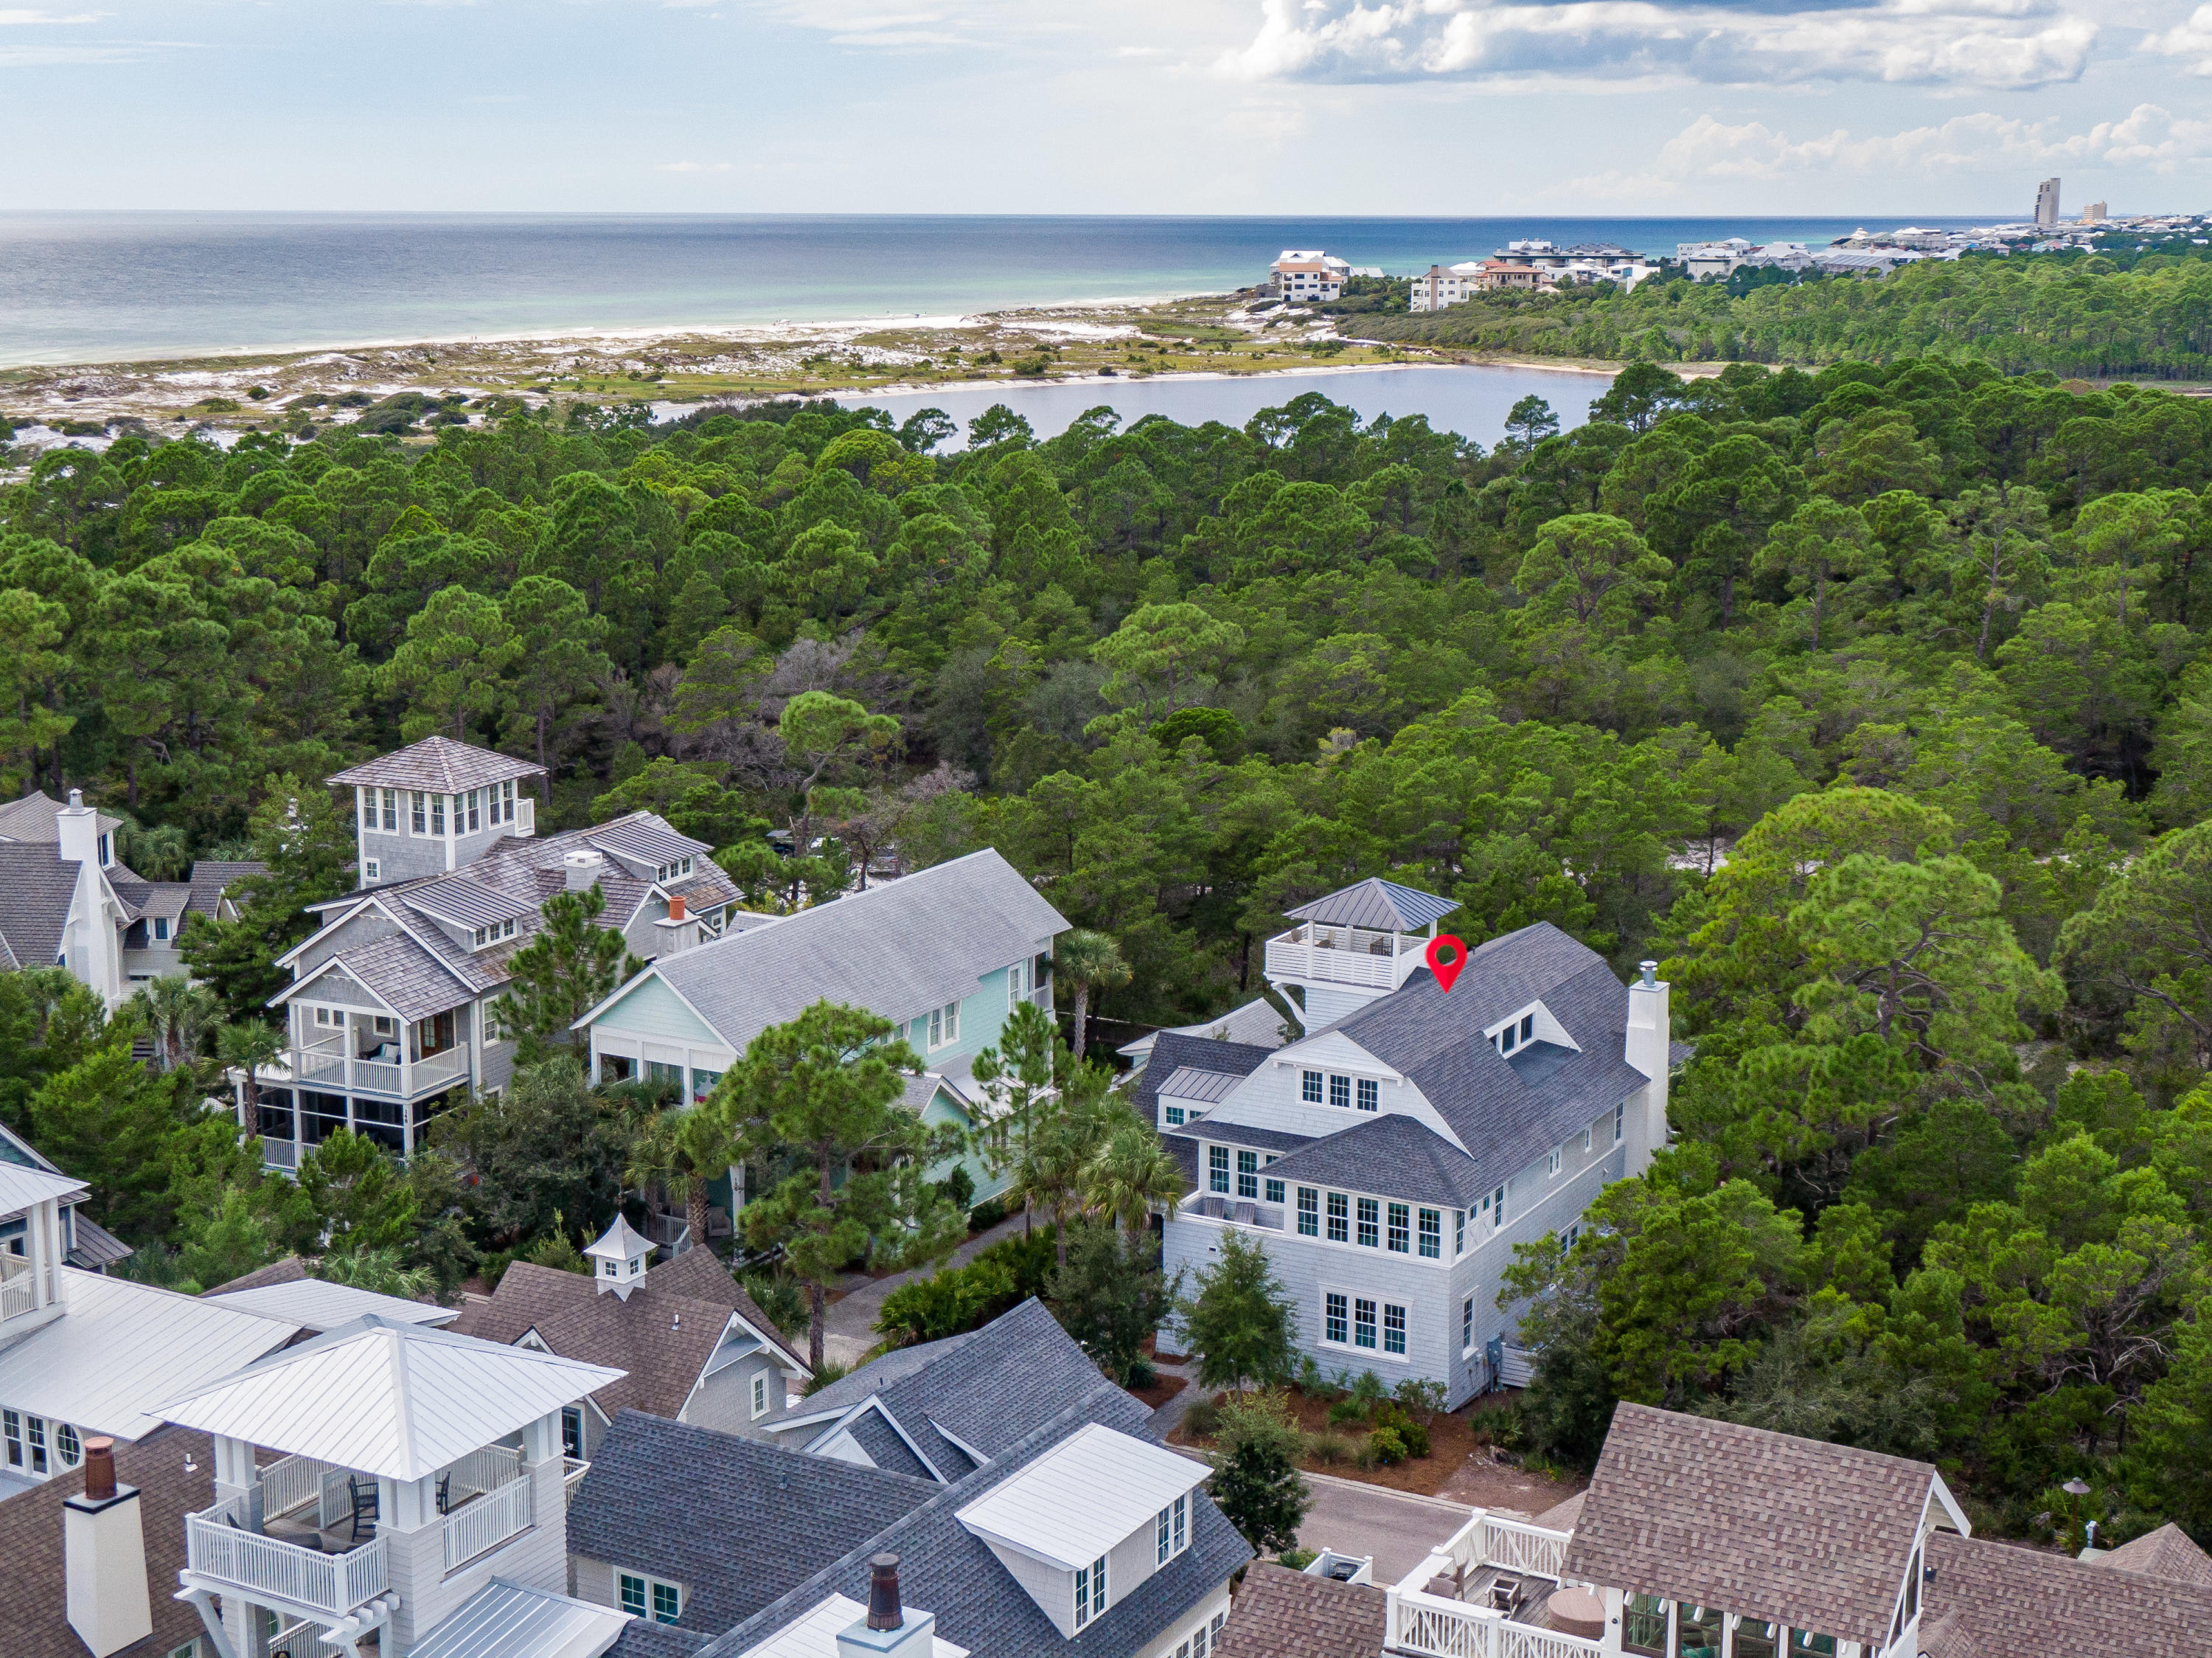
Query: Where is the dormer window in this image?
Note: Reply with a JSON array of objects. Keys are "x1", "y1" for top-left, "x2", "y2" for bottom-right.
[
  {"x1": 97, "y1": 833, "x2": 111, "y2": 865},
  {"x1": 469, "y1": 918, "x2": 518, "y2": 950},
  {"x1": 1156, "y1": 1494, "x2": 1188, "y2": 1564},
  {"x1": 153, "y1": 917, "x2": 170, "y2": 943},
  {"x1": 1074, "y1": 1553, "x2": 1107, "y2": 1628},
  {"x1": 653, "y1": 856, "x2": 695, "y2": 882}
]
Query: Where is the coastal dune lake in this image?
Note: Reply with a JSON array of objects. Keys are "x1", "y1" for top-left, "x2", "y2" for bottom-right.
[{"x1": 821, "y1": 363, "x2": 1613, "y2": 450}]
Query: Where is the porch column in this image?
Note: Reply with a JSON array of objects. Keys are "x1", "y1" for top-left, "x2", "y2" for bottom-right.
[{"x1": 211, "y1": 1435, "x2": 271, "y2": 1658}]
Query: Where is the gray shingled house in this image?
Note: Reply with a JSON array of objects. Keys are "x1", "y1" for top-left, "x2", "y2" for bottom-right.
[{"x1": 1157, "y1": 878, "x2": 1675, "y2": 1406}]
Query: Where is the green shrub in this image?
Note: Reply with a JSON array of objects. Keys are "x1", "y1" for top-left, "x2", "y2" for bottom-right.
[
  {"x1": 803, "y1": 1359, "x2": 851, "y2": 1397},
  {"x1": 1326, "y1": 1397, "x2": 1368, "y2": 1426},
  {"x1": 1368, "y1": 1426, "x2": 1408, "y2": 1466},
  {"x1": 742, "y1": 1271, "x2": 807, "y2": 1336},
  {"x1": 968, "y1": 1196, "x2": 1007, "y2": 1231},
  {"x1": 1374, "y1": 1403, "x2": 1431, "y2": 1458},
  {"x1": 1279, "y1": 1547, "x2": 1318, "y2": 1570},
  {"x1": 1185, "y1": 1396, "x2": 1222, "y2": 1437},
  {"x1": 935, "y1": 1165, "x2": 976, "y2": 1212},
  {"x1": 1306, "y1": 1429, "x2": 1354, "y2": 1466},
  {"x1": 876, "y1": 1257, "x2": 1014, "y2": 1346},
  {"x1": 1127, "y1": 1358, "x2": 1158, "y2": 1391},
  {"x1": 978, "y1": 1224, "x2": 1057, "y2": 1301},
  {"x1": 1394, "y1": 1378, "x2": 1449, "y2": 1418}
]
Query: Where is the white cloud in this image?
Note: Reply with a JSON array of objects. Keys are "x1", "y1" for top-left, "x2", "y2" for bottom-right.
[
  {"x1": 0, "y1": 9, "x2": 101, "y2": 21},
  {"x1": 1217, "y1": 0, "x2": 2101, "y2": 90},
  {"x1": 2142, "y1": 2, "x2": 2212, "y2": 72},
  {"x1": 1563, "y1": 103, "x2": 2212, "y2": 197},
  {"x1": 654, "y1": 159, "x2": 734, "y2": 170}
]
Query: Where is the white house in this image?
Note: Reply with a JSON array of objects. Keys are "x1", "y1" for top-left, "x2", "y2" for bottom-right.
[{"x1": 1269, "y1": 251, "x2": 1349, "y2": 302}]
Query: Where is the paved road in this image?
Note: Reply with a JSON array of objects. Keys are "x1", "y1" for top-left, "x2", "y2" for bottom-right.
[
  {"x1": 1295, "y1": 1474, "x2": 1473, "y2": 1585},
  {"x1": 818, "y1": 1210, "x2": 1031, "y2": 1368}
]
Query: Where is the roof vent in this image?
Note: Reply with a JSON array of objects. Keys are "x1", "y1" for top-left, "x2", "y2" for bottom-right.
[
  {"x1": 563, "y1": 848, "x2": 605, "y2": 892},
  {"x1": 868, "y1": 1553, "x2": 903, "y2": 1631}
]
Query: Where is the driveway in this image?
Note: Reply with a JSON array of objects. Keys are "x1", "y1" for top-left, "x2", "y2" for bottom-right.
[
  {"x1": 1295, "y1": 1473, "x2": 1473, "y2": 1585},
  {"x1": 818, "y1": 1210, "x2": 1030, "y2": 1368}
]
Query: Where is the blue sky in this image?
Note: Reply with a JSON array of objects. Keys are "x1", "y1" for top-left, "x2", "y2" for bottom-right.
[{"x1": 3, "y1": 0, "x2": 2209, "y2": 215}]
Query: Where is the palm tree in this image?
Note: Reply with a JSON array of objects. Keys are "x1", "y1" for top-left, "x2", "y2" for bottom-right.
[
  {"x1": 131, "y1": 977, "x2": 220, "y2": 1074},
  {"x1": 313, "y1": 1247, "x2": 434, "y2": 1300},
  {"x1": 624, "y1": 1106, "x2": 716, "y2": 1252},
  {"x1": 217, "y1": 1018, "x2": 288, "y2": 1125},
  {"x1": 1084, "y1": 1119, "x2": 1184, "y2": 1236},
  {"x1": 1054, "y1": 929, "x2": 1130, "y2": 1060},
  {"x1": 1014, "y1": 1084, "x2": 1121, "y2": 1269}
]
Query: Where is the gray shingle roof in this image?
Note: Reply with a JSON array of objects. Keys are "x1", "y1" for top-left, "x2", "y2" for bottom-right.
[
  {"x1": 569, "y1": 1412, "x2": 936, "y2": 1635},
  {"x1": 616, "y1": 850, "x2": 1067, "y2": 1049},
  {"x1": 187, "y1": 859, "x2": 267, "y2": 918},
  {"x1": 328, "y1": 735, "x2": 547, "y2": 792},
  {"x1": 608, "y1": 1625, "x2": 711, "y2": 1658},
  {"x1": 1127, "y1": 1033, "x2": 1273, "y2": 1128},
  {"x1": 289, "y1": 927, "x2": 479, "y2": 1020},
  {"x1": 1562, "y1": 1403, "x2": 1943, "y2": 1646},
  {"x1": 1922, "y1": 1530, "x2": 2212, "y2": 1658},
  {"x1": 693, "y1": 1387, "x2": 1251, "y2": 1658},
  {"x1": 0, "y1": 789, "x2": 123, "y2": 842},
  {"x1": 66, "y1": 1211, "x2": 133, "y2": 1269},
  {"x1": 1286, "y1": 877, "x2": 1459, "y2": 932},
  {"x1": 1317, "y1": 922, "x2": 1646, "y2": 1195},
  {"x1": 0, "y1": 843, "x2": 82, "y2": 971},
  {"x1": 847, "y1": 1406, "x2": 936, "y2": 1480},
  {"x1": 1254, "y1": 1111, "x2": 1484, "y2": 1207}
]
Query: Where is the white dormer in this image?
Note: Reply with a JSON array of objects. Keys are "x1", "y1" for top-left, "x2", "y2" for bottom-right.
[
  {"x1": 956, "y1": 1424, "x2": 1209, "y2": 1638},
  {"x1": 585, "y1": 1214, "x2": 656, "y2": 1298},
  {"x1": 1483, "y1": 1000, "x2": 1579, "y2": 1058}
]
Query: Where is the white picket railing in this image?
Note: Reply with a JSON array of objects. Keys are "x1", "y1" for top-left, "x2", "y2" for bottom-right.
[
  {"x1": 1385, "y1": 1510, "x2": 1589, "y2": 1658},
  {"x1": 563, "y1": 1457, "x2": 591, "y2": 1508},
  {"x1": 1480, "y1": 1516, "x2": 1570, "y2": 1579},
  {"x1": 442, "y1": 1443, "x2": 524, "y2": 1506},
  {"x1": 442, "y1": 1470, "x2": 534, "y2": 1572},
  {"x1": 1265, "y1": 924, "x2": 1414, "y2": 990},
  {"x1": 0, "y1": 1254, "x2": 35, "y2": 1322},
  {"x1": 257, "y1": 1454, "x2": 335, "y2": 1519},
  {"x1": 185, "y1": 1494, "x2": 388, "y2": 1616}
]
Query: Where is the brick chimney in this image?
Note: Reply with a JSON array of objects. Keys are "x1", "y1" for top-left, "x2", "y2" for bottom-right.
[
  {"x1": 65, "y1": 1438, "x2": 153, "y2": 1658},
  {"x1": 838, "y1": 1555, "x2": 936, "y2": 1658}
]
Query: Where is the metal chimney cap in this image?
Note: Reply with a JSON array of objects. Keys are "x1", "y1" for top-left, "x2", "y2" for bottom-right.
[
  {"x1": 1638, "y1": 960, "x2": 1658, "y2": 988},
  {"x1": 867, "y1": 1553, "x2": 903, "y2": 1631}
]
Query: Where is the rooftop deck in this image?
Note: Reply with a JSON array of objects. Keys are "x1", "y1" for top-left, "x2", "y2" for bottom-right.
[
  {"x1": 1265, "y1": 922, "x2": 1425, "y2": 993},
  {"x1": 1387, "y1": 1511, "x2": 1601, "y2": 1658}
]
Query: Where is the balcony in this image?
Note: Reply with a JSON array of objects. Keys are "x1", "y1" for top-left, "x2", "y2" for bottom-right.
[
  {"x1": 514, "y1": 794, "x2": 535, "y2": 836},
  {"x1": 1185, "y1": 1193, "x2": 1284, "y2": 1232},
  {"x1": 563, "y1": 1456, "x2": 591, "y2": 1508},
  {"x1": 186, "y1": 1492, "x2": 389, "y2": 1620},
  {"x1": 0, "y1": 1253, "x2": 34, "y2": 1322},
  {"x1": 1264, "y1": 923, "x2": 1422, "y2": 993},
  {"x1": 441, "y1": 1452, "x2": 534, "y2": 1573},
  {"x1": 1387, "y1": 1510, "x2": 1597, "y2": 1658},
  {"x1": 291, "y1": 1036, "x2": 471, "y2": 1100}
]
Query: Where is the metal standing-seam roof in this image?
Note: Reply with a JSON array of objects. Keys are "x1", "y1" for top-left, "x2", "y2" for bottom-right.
[
  {"x1": 1126, "y1": 1032, "x2": 1273, "y2": 1128},
  {"x1": 0, "y1": 1267, "x2": 301, "y2": 1441},
  {"x1": 1155, "y1": 1066, "x2": 1247, "y2": 1106},
  {"x1": 954, "y1": 1422, "x2": 1211, "y2": 1570},
  {"x1": 159, "y1": 1314, "x2": 625, "y2": 1482},
  {"x1": 0, "y1": 1160, "x2": 88, "y2": 1214},
  {"x1": 1562, "y1": 1403, "x2": 1962, "y2": 1647},
  {"x1": 1285, "y1": 878, "x2": 1460, "y2": 934},
  {"x1": 209, "y1": 1276, "x2": 459, "y2": 1333},
  {"x1": 410, "y1": 1578, "x2": 634, "y2": 1658},
  {"x1": 594, "y1": 850, "x2": 1067, "y2": 1050},
  {"x1": 328, "y1": 735, "x2": 547, "y2": 793}
]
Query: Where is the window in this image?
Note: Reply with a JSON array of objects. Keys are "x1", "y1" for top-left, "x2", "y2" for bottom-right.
[
  {"x1": 1676, "y1": 1604, "x2": 1724, "y2": 1657},
  {"x1": 315, "y1": 1005, "x2": 338, "y2": 1028},
  {"x1": 1354, "y1": 1298, "x2": 1378, "y2": 1349},
  {"x1": 619, "y1": 1573, "x2": 683, "y2": 1626},
  {"x1": 153, "y1": 916, "x2": 170, "y2": 942},
  {"x1": 1562, "y1": 1222, "x2": 1581, "y2": 1251},
  {"x1": 1157, "y1": 1495, "x2": 1189, "y2": 1565},
  {"x1": 1491, "y1": 1184, "x2": 1507, "y2": 1228},
  {"x1": 1324, "y1": 1291, "x2": 1349, "y2": 1345},
  {"x1": 1731, "y1": 1621, "x2": 1778, "y2": 1658},
  {"x1": 1075, "y1": 1554, "x2": 1107, "y2": 1628},
  {"x1": 1174, "y1": 1493, "x2": 1187, "y2": 1552},
  {"x1": 1418, "y1": 1208, "x2": 1441, "y2": 1258},
  {"x1": 561, "y1": 1406, "x2": 584, "y2": 1461},
  {"x1": 380, "y1": 788, "x2": 399, "y2": 831},
  {"x1": 1237, "y1": 1150, "x2": 1259, "y2": 1199},
  {"x1": 24, "y1": 1414, "x2": 46, "y2": 1475},
  {"x1": 1520, "y1": 1013, "x2": 1534, "y2": 1044},
  {"x1": 363, "y1": 858, "x2": 380, "y2": 882},
  {"x1": 411, "y1": 792, "x2": 426, "y2": 833},
  {"x1": 928, "y1": 1001, "x2": 959, "y2": 1049},
  {"x1": 1301, "y1": 1070, "x2": 1323, "y2": 1103},
  {"x1": 1461, "y1": 1295, "x2": 1475, "y2": 1355},
  {"x1": 1297, "y1": 1188, "x2": 1318, "y2": 1235},
  {"x1": 1787, "y1": 1633, "x2": 1835, "y2": 1658},
  {"x1": 1192, "y1": 1622, "x2": 1207, "y2": 1658},
  {"x1": 466, "y1": 790, "x2": 480, "y2": 833},
  {"x1": 498, "y1": 780, "x2": 515, "y2": 823},
  {"x1": 1326, "y1": 1192, "x2": 1348, "y2": 1243},
  {"x1": 1500, "y1": 1022, "x2": 1517, "y2": 1053},
  {"x1": 55, "y1": 1423, "x2": 80, "y2": 1468},
  {"x1": 1158, "y1": 1504, "x2": 1172, "y2": 1564},
  {"x1": 1455, "y1": 1209, "x2": 1467, "y2": 1255},
  {"x1": 690, "y1": 1068, "x2": 722, "y2": 1104},
  {"x1": 1356, "y1": 1078, "x2": 1378, "y2": 1112},
  {"x1": 1356, "y1": 1197, "x2": 1379, "y2": 1248},
  {"x1": 1548, "y1": 1146, "x2": 1562, "y2": 1177},
  {"x1": 1264, "y1": 1177, "x2": 1285, "y2": 1205},
  {"x1": 1328, "y1": 1074, "x2": 1351, "y2": 1110},
  {"x1": 1165, "y1": 1105, "x2": 1185, "y2": 1127},
  {"x1": 2, "y1": 1409, "x2": 17, "y2": 1468},
  {"x1": 429, "y1": 794, "x2": 446, "y2": 836},
  {"x1": 1007, "y1": 960, "x2": 1025, "y2": 1012},
  {"x1": 168, "y1": 1643, "x2": 204, "y2": 1658},
  {"x1": 1208, "y1": 1146, "x2": 1230, "y2": 1195},
  {"x1": 1387, "y1": 1202, "x2": 1410, "y2": 1253},
  {"x1": 1614, "y1": 1101, "x2": 1625, "y2": 1144},
  {"x1": 751, "y1": 1373, "x2": 770, "y2": 1419},
  {"x1": 1383, "y1": 1303, "x2": 1407, "y2": 1356},
  {"x1": 1623, "y1": 1593, "x2": 1666, "y2": 1657},
  {"x1": 1579, "y1": 1125, "x2": 1592, "y2": 1153}
]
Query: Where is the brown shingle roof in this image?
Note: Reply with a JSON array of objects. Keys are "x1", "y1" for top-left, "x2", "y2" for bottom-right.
[
  {"x1": 644, "y1": 1246, "x2": 808, "y2": 1374},
  {"x1": 207, "y1": 1255, "x2": 310, "y2": 1294},
  {"x1": 327, "y1": 735, "x2": 546, "y2": 793},
  {"x1": 1213, "y1": 1562, "x2": 1386, "y2": 1658},
  {"x1": 1559, "y1": 1404, "x2": 1945, "y2": 1645},
  {"x1": 1924, "y1": 1530, "x2": 2212, "y2": 1657},
  {"x1": 2094, "y1": 1522, "x2": 2212, "y2": 1589},
  {"x1": 0, "y1": 1425, "x2": 214, "y2": 1658}
]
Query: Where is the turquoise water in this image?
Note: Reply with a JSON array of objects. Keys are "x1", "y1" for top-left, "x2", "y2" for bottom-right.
[{"x1": 0, "y1": 212, "x2": 1996, "y2": 368}]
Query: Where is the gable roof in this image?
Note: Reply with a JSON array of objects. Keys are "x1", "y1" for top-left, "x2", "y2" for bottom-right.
[
  {"x1": 0, "y1": 788, "x2": 124, "y2": 842},
  {"x1": 187, "y1": 859, "x2": 267, "y2": 918},
  {"x1": 0, "y1": 1425, "x2": 216, "y2": 1658},
  {"x1": 1119, "y1": 997, "x2": 1288, "y2": 1061},
  {"x1": 328, "y1": 735, "x2": 548, "y2": 793},
  {"x1": 1213, "y1": 1562, "x2": 1387, "y2": 1658},
  {"x1": 693, "y1": 1388, "x2": 1251, "y2": 1658},
  {"x1": 1256, "y1": 1111, "x2": 1485, "y2": 1207},
  {"x1": 158, "y1": 1314, "x2": 625, "y2": 1481},
  {"x1": 645, "y1": 1245, "x2": 811, "y2": 1374},
  {"x1": 410, "y1": 1580, "x2": 633, "y2": 1658},
  {"x1": 1315, "y1": 922, "x2": 1646, "y2": 1187},
  {"x1": 954, "y1": 1422, "x2": 1210, "y2": 1571},
  {"x1": 0, "y1": 842, "x2": 83, "y2": 971},
  {"x1": 2093, "y1": 1522, "x2": 2212, "y2": 1589},
  {"x1": 1562, "y1": 1403, "x2": 1958, "y2": 1647},
  {"x1": 1127, "y1": 1031, "x2": 1273, "y2": 1128},
  {"x1": 209, "y1": 1254, "x2": 310, "y2": 1294},
  {"x1": 1922, "y1": 1530, "x2": 2212, "y2": 1658},
  {"x1": 568, "y1": 1412, "x2": 937, "y2": 1634},
  {"x1": 1287, "y1": 877, "x2": 1459, "y2": 933},
  {"x1": 594, "y1": 850, "x2": 1067, "y2": 1050}
]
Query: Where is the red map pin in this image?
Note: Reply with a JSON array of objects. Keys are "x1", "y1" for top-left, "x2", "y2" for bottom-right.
[{"x1": 1425, "y1": 934, "x2": 1467, "y2": 993}]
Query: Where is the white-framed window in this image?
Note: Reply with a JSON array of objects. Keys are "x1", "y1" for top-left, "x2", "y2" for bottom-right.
[
  {"x1": 1580, "y1": 1125, "x2": 1592, "y2": 1153},
  {"x1": 1296, "y1": 1187, "x2": 1318, "y2": 1235},
  {"x1": 751, "y1": 1372, "x2": 770, "y2": 1419},
  {"x1": 1237, "y1": 1150, "x2": 1259, "y2": 1199},
  {"x1": 1455, "y1": 1209, "x2": 1467, "y2": 1255},
  {"x1": 1356, "y1": 1197, "x2": 1379, "y2": 1248},
  {"x1": 1490, "y1": 1184, "x2": 1507, "y2": 1229},
  {"x1": 498, "y1": 780, "x2": 515, "y2": 823},
  {"x1": 1548, "y1": 1146, "x2": 1562, "y2": 1177},
  {"x1": 928, "y1": 1001, "x2": 959, "y2": 1050},
  {"x1": 1264, "y1": 1174, "x2": 1285, "y2": 1204},
  {"x1": 561, "y1": 1405, "x2": 585, "y2": 1461},
  {"x1": 1156, "y1": 1494, "x2": 1188, "y2": 1564},
  {"x1": 314, "y1": 1006, "x2": 340, "y2": 1028},
  {"x1": 1562, "y1": 1222, "x2": 1582, "y2": 1252},
  {"x1": 1075, "y1": 1553, "x2": 1107, "y2": 1627},
  {"x1": 373, "y1": 1015, "x2": 395, "y2": 1035},
  {"x1": 465, "y1": 790, "x2": 481, "y2": 833},
  {"x1": 618, "y1": 1572, "x2": 683, "y2": 1625},
  {"x1": 167, "y1": 1641, "x2": 204, "y2": 1658},
  {"x1": 1384, "y1": 1303, "x2": 1407, "y2": 1356},
  {"x1": 1326, "y1": 1192, "x2": 1348, "y2": 1243},
  {"x1": 1386, "y1": 1202, "x2": 1410, "y2": 1253},
  {"x1": 55, "y1": 1422, "x2": 80, "y2": 1468},
  {"x1": 1357, "y1": 1078, "x2": 1379, "y2": 1111},
  {"x1": 1418, "y1": 1208, "x2": 1441, "y2": 1258},
  {"x1": 1165, "y1": 1104, "x2": 1186, "y2": 1127},
  {"x1": 1614, "y1": 1101, "x2": 1625, "y2": 1144},
  {"x1": 1329, "y1": 1074, "x2": 1351, "y2": 1110},
  {"x1": 1208, "y1": 1146, "x2": 1230, "y2": 1193},
  {"x1": 383, "y1": 788, "x2": 400, "y2": 831},
  {"x1": 1007, "y1": 960, "x2": 1026, "y2": 1011},
  {"x1": 1301, "y1": 1070, "x2": 1323, "y2": 1103},
  {"x1": 1, "y1": 1409, "x2": 18, "y2": 1470},
  {"x1": 152, "y1": 915, "x2": 170, "y2": 942},
  {"x1": 1462, "y1": 1295, "x2": 1475, "y2": 1356},
  {"x1": 411, "y1": 791, "x2": 426, "y2": 834},
  {"x1": 363, "y1": 858, "x2": 380, "y2": 882},
  {"x1": 1324, "y1": 1291, "x2": 1349, "y2": 1345}
]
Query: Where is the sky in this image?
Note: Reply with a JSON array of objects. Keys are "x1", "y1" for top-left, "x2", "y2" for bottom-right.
[{"x1": 2, "y1": 0, "x2": 2210, "y2": 216}]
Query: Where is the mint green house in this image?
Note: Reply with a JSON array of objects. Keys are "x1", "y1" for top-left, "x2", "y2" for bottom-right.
[{"x1": 574, "y1": 849, "x2": 1068, "y2": 1215}]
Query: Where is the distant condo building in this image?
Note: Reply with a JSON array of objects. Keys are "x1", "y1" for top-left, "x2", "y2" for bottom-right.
[
  {"x1": 2037, "y1": 176, "x2": 2062, "y2": 229},
  {"x1": 1409, "y1": 248, "x2": 1658, "y2": 309},
  {"x1": 1268, "y1": 250, "x2": 1349, "y2": 302},
  {"x1": 2084, "y1": 200, "x2": 2108, "y2": 223}
]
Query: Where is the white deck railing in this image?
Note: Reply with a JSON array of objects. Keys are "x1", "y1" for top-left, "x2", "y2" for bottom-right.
[
  {"x1": 563, "y1": 1457, "x2": 591, "y2": 1508},
  {"x1": 1385, "y1": 1510, "x2": 1587, "y2": 1658},
  {"x1": 442, "y1": 1443, "x2": 524, "y2": 1506},
  {"x1": 1264, "y1": 924, "x2": 1419, "y2": 991},
  {"x1": 186, "y1": 1494, "x2": 388, "y2": 1617},
  {"x1": 0, "y1": 1254, "x2": 35, "y2": 1322},
  {"x1": 442, "y1": 1468, "x2": 534, "y2": 1573},
  {"x1": 515, "y1": 795, "x2": 536, "y2": 836},
  {"x1": 288, "y1": 1041, "x2": 471, "y2": 1099},
  {"x1": 257, "y1": 1453, "x2": 337, "y2": 1520}
]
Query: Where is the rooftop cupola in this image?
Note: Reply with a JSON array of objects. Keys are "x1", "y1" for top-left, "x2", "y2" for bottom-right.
[
  {"x1": 1264, "y1": 877, "x2": 1460, "y2": 1030},
  {"x1": 584, "y1": 1213, "x2": 656, "y2": 1298}
]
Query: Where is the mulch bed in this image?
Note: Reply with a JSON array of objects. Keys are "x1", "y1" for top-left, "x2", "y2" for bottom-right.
[
  {"x1": 1169, "y1": 1384, "x2": 1493, "y2": 1497},
  {"x1": 1127, "y1": 1372, "x2": 1189, "y2": 1410}
]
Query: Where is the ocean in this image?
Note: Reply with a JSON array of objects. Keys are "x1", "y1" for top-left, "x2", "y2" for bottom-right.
[{"x1": 0, "y1": 212, "x2": 1998, "y2": 369}]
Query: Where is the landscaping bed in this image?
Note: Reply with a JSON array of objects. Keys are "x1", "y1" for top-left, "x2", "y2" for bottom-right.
[
  {"x1": 1127, "y1": 1371, "x2": 1188, "y2": 1411},
  {"x1": 1169, "y1": 1384, "x2": 1487, "y2": 1497}
]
